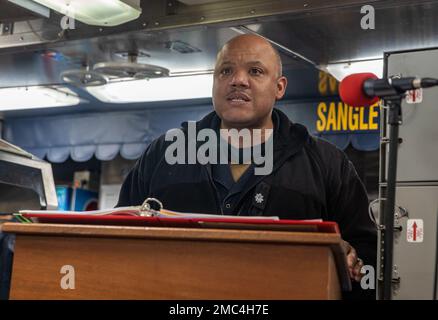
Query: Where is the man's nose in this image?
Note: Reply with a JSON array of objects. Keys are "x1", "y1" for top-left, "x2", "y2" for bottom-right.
[{"x1": 230, "y1": 70, "x2": 249, "y2": 87}]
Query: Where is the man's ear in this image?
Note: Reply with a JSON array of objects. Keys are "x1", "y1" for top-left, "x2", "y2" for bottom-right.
[{"x1": 275, "y1": 76, "x2": 288, "y2": 100}]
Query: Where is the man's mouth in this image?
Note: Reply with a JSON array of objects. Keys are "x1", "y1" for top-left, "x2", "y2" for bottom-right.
[{"x1": 226, "y1": 92, "x2": 251, "y2": 102}]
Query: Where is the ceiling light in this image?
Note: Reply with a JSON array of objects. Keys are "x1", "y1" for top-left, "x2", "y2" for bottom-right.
[
  {"x1": 32, "y1": 0, "x2": 141, "y2": 26},
  {"x1": 86, "y1": 74, "x2": 213, "y2": 103},
  {"x1": 0, "y1": 86, "x2": 80, "y2": 111}
]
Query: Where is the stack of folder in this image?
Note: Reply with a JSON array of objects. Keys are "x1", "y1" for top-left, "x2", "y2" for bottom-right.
[{"x1": 14, "y1": 204, "x2": 339, "y2": 233}]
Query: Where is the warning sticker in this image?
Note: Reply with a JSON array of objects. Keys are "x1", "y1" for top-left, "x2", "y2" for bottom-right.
[
  {"x1": 407, "y1": 219, "x2": 424, "y2": 243},
  {"x1": 406, "y1": 89, "x2": 423, "y2": 104}
]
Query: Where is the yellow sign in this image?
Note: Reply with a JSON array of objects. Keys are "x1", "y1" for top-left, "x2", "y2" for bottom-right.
[
  {"x1": 316, "y1": 101, "x2": 379, "y2": 132},
  {"x1": 318, "y1": 71, "x2": 338, "y2": 96}
]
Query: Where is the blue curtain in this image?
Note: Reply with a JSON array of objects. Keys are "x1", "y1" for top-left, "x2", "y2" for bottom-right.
[{"x1": 4, "y1": 102, "x2": 379, "y2": 162}]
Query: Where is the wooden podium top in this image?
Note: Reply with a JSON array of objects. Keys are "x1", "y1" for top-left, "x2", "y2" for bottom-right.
[
  {"x1": 3, "y1": 222, "x2": 342, "y2": 244},
  {"x1": 2, "y1": 223, "x2": 351, "y2": 298}
]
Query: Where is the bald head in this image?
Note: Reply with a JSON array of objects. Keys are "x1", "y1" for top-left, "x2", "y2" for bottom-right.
[
  {"x1": 212, "y1": 33, "x2": 288, "y2": 130},
  {"x1": 216, "y1": 34, "x2": 283, "y2": 78}
]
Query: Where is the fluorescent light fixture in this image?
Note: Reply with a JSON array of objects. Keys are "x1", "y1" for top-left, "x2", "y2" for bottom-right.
[
  {"x1": 322, "y1": 59, "x2": 384, "y2": 81},
  {"x1": 86, "y1": 74, "x2": 213, "y2": 103},
  {"x1": 32, "y1": 0, "x2": 141, "y2": 26},
  {"x1": 0, "y1": 86, "x2": 80, "y2": 111}
]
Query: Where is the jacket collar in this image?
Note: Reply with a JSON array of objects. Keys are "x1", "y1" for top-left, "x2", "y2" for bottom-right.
[{"x1": 181, "y1": 107, "x2": 309, "y2": 157}]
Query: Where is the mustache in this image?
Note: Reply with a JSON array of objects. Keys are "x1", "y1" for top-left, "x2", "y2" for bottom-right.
[{"x1": 226, "y1": 90, "x2": 251, "y2": 101}]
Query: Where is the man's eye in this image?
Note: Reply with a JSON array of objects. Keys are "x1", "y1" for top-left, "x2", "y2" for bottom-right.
[
  {"x1": 220, "y1": 68, "x2": 232, "y2": 75},
  {"x1": 249, "y1": 68, "x2": 263, "y2": 75}
]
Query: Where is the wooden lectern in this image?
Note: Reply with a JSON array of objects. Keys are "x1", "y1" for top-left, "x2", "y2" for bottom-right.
[{"x1": 2, "y1": 223, "x2": 351, "y2": 299}]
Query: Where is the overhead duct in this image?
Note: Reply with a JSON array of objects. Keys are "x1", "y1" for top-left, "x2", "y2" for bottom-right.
[
  {"x1": 0, "y1": 0, "x2": 48, "y2": 21},
  {"x1": 7, "y1": 0, "x2": 49, "y2": 18}
]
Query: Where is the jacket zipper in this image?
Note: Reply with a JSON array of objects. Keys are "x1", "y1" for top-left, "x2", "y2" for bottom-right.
[{"x1": 204, "y1": 164, "x2": 224, "y2": 215}]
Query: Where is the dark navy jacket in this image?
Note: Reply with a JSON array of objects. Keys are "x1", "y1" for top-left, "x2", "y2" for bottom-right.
[{"x1": 117, "y1": 108, "x2": 377, "y2": 298}]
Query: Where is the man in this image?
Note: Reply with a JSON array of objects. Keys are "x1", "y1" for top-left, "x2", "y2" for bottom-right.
[{"x1": 117, "y1": 34, "x2": 377, "y2": 298}]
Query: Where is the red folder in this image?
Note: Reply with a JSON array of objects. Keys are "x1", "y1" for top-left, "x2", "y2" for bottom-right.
[{"x1": 20, "y1": 212, "x2": 339, "y2": 233}]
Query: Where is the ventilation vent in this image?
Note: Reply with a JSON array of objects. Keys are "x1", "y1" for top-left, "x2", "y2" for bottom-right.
[
  {"x1": 61, "y1": 69, "x2": 108, "y2": 87},
  {"x1": 165, "y1": 40, "x2": 202, "y2": 54},
  {"x1": 93, "y1": 52, "x2": 169, "y2": 79}
]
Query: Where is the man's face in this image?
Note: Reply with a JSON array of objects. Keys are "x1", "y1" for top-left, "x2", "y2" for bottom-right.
[{"x1": 212, "y1": 36, "x2": 287, "y2": 129}]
